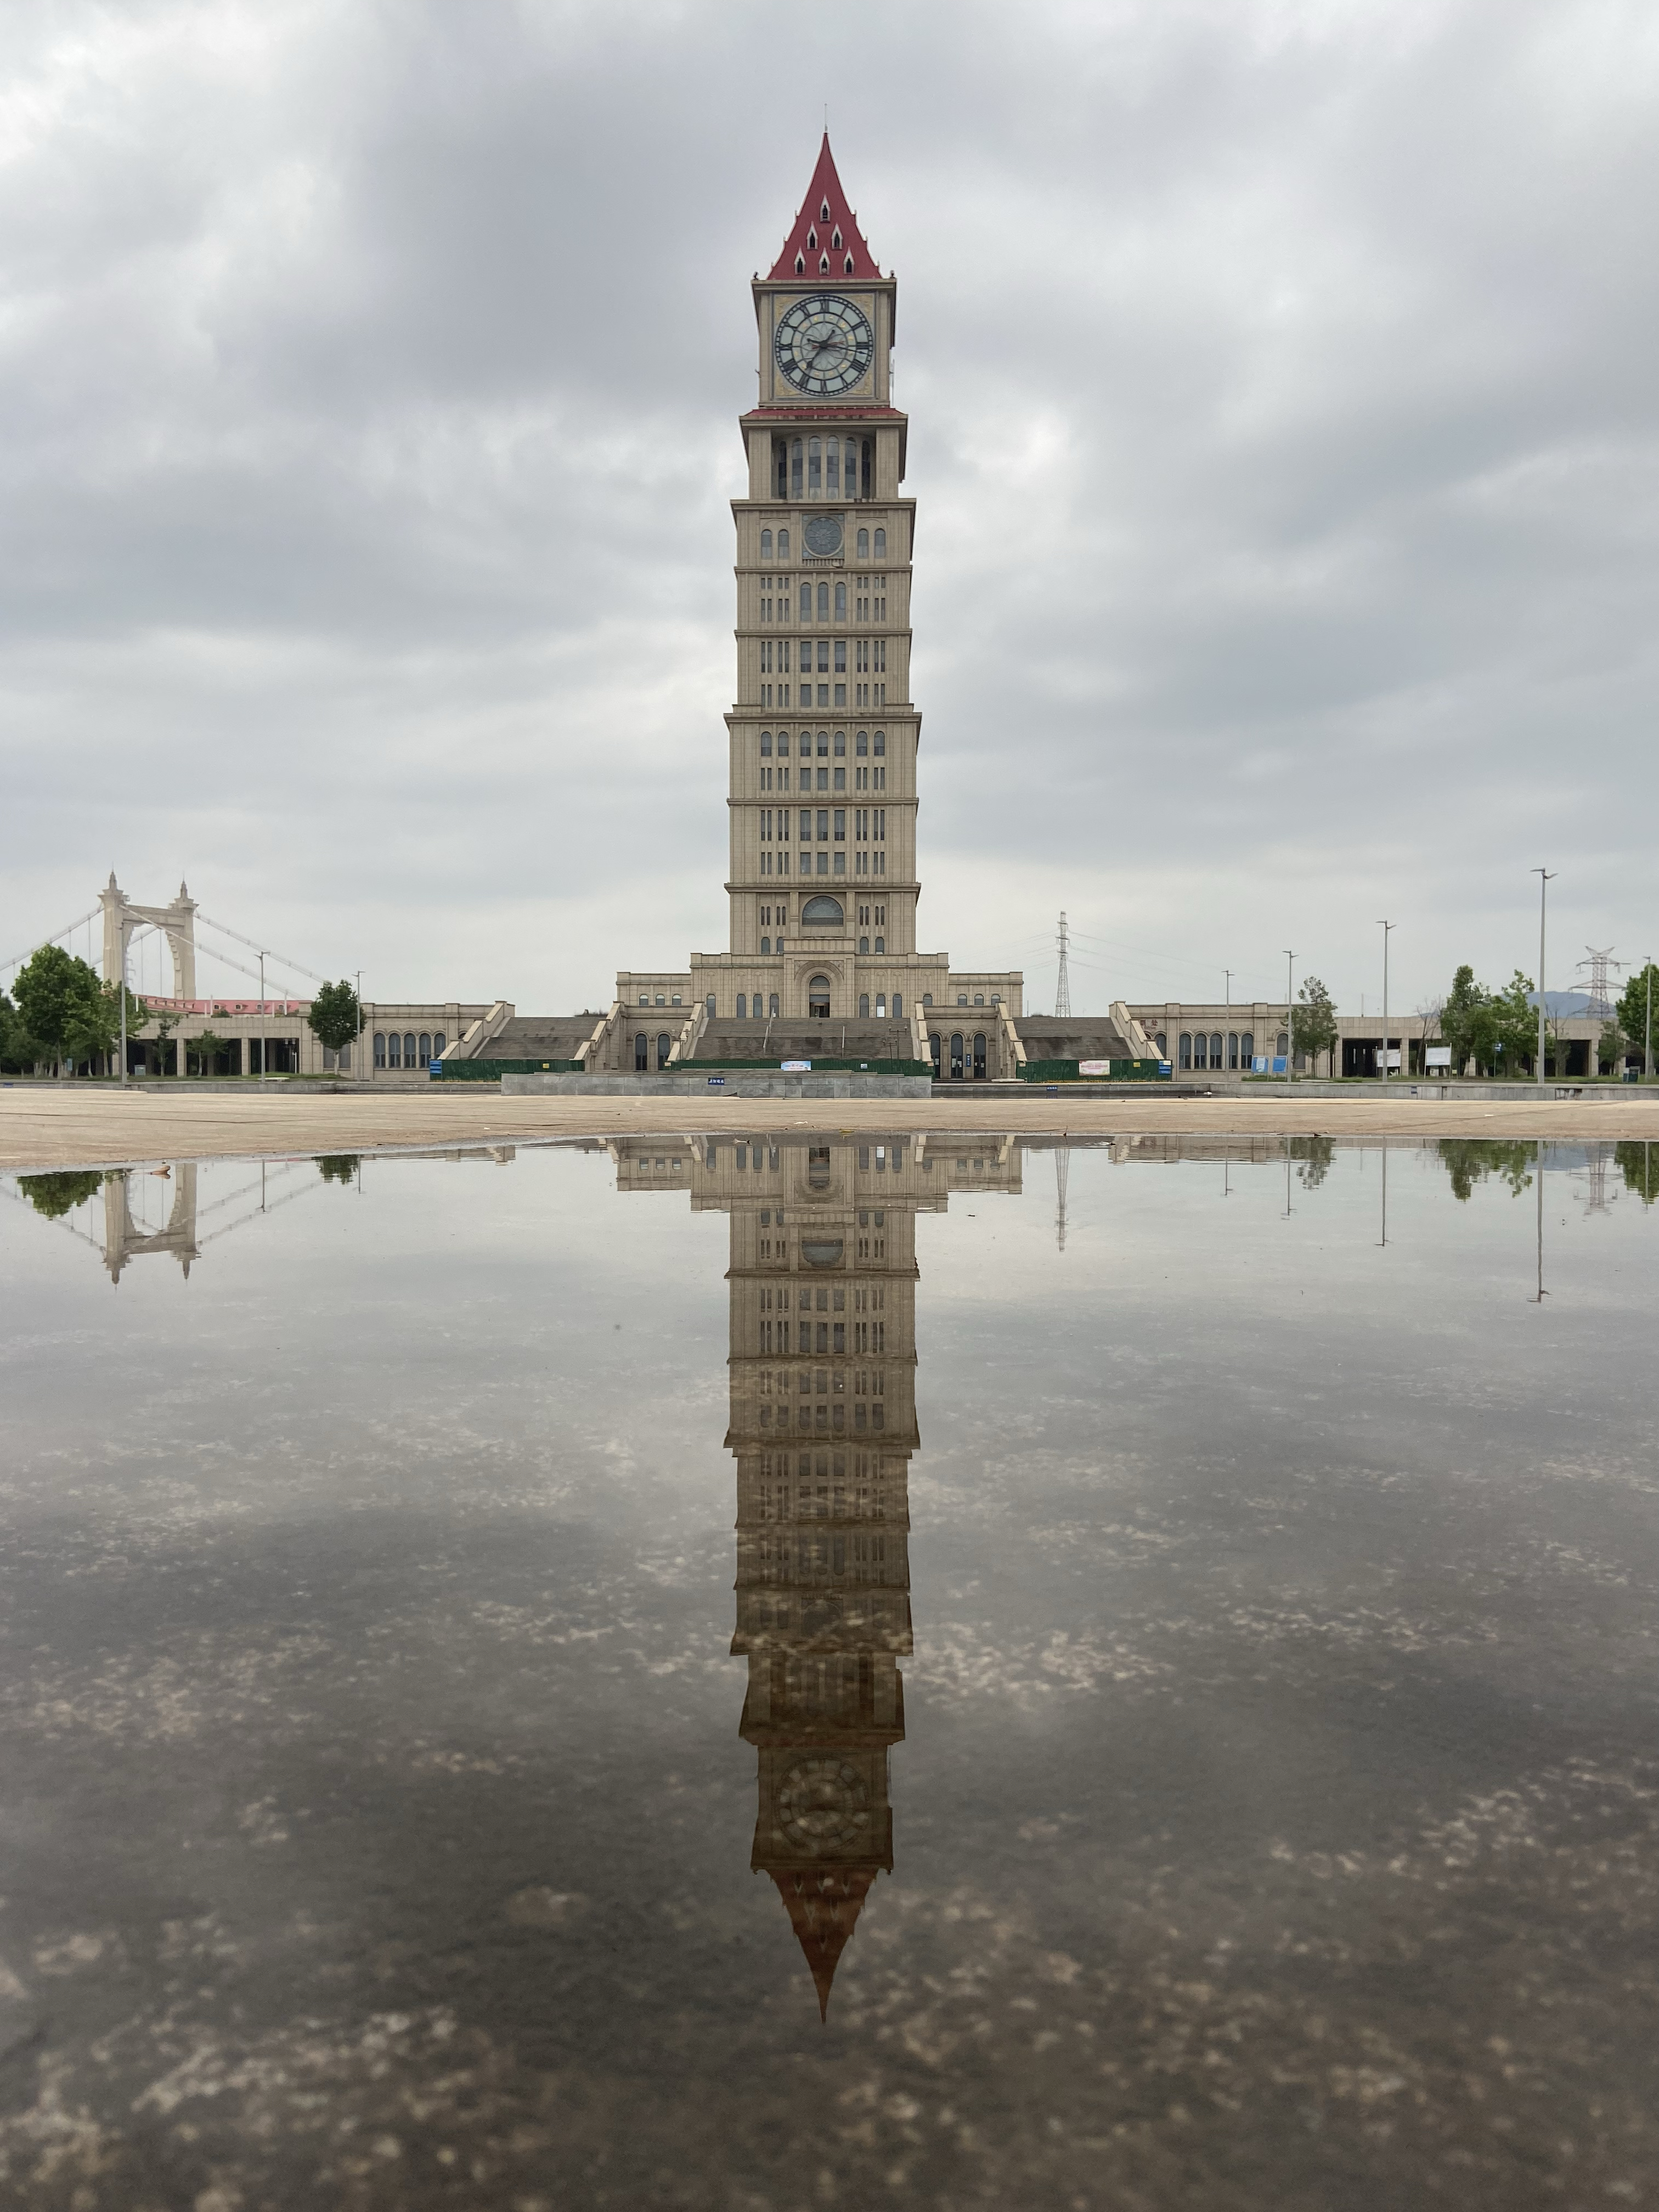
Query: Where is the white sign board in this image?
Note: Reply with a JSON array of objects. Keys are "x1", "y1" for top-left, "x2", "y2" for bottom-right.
[
  {"x1": 1425, "y1": 1046, "x2": 1452, "y2": 1069},
  {"x1": 1077, "y1": 1058, "x2": 1113, "y2": 1076},
  {"x1": 780, "y1": 1059, "x2": 811, "y2": 1073}
]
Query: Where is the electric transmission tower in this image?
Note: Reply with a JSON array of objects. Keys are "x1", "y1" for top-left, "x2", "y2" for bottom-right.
[
  {"x1": 1054, "y1": 911, "x2": 1072, "y2": 1019},
  {"x1": 1577, "y1": 946, "x2": 1622, "y2": 1021},
  {"x1": 1054, "y1": 1145, "x2": 1070, "y2": 1253}
]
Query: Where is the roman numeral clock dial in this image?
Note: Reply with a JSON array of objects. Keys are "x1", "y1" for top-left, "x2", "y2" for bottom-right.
[{"x1": 775, "y1": 294, "x2": 874, "y2": 396}]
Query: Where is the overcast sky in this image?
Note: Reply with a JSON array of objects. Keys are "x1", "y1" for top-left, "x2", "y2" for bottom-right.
[{"x1": 2, "y1": 0, "x2": 1654, "y2": 1017}]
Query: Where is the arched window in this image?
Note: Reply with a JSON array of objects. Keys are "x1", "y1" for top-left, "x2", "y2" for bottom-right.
[
  {"x1": 736, "y1": 994, "x2": 746, "y2": 1020},
  {"x1": 922, "y1": 994, "x2": 933, "y2": 1007},
  {"x1": 1240, "y1": 1032, "x2": 1254, "y2": 1062},
  {"x1": 834, "y1": 581, "x2": 847, "y2": 620},
  {"x1": 419, "y1": 1032, "x2": 432, "y2": 1064},
  {"x1": 826, "y1": 440, "x2": 839, "y2": 493},
  {"x1": 1228, "y1": 1032, "x2": 1239, "y2": 1069},
  {"x1": 875, "y1": 995, "x2": 886, "y2": 1017},
  {"x1": 860, "y1": 439, "x2": 872, "y2": 497},
  {"x1": 761, "y1": 730, "x2": 772, "y2": 755},
  {"x1": 799, "y1": 582, "x2": 811, "y2": 620},
  {"x1": 433, "y1": 1032, "x2": 445, "y2": 1057},
  {"x1": 845, "y1": 440, "x2": 858, "y2": 490},
  {"x1": 856, "y1": 730, "x2": 868, "y2": 755},
  {"x1": 706, "y1": 995, "x2": 715, "y2": 1015},
  {"x1": 801, "y1": 895, "x2": 844, "y2": 928},
  {"x1": 657, "y1": 1033, "x2": 671, "y2": 1070},
  {"x1": 387, "y1": 1034, "x2": 402, "y2": 1067},
  {"x1": 1179, "y1": 1032, "x2": 1193, "y2": 1069},
  {"x1": 1277, "y1": 1031, "x2": 1289, "y2": 1056},
  {"x1": 893, "y1": 993, "x2": 902, "y2": 1018},
  {"x1": 874, "y1": 527, "x2": 886, "y2": 558},
  {"x1": 1210, "y1": 1033, "x2": 1223, "y2": 1066},
  {"x1": 808, "y1": 975, "x2": 831, "y2": 1018},
  {"x1": 859, "y1": 994, "x2": 870, "y2": 1017},
  {"x1": 873, "y1": 730, "x2": 885, "y2": 755},
  {"x1": 403, "y1": 1033, "x2": 416, "y2": 1066},
  {"x1": 974, "y1": 995, "x2": 984, "y2": 1006},
  {"x1": 816, "y1": 730, "x2": 829, "y2": 756},
  {"x1": 857, "y1": 527, "x2": 869, "y2": 558},
  {"x1": 777, "y1": 528, "x2": 789, "y2": 558},
  {"x1": 777, "y1": 731, "x2": 789, "y2": 755},
  {"x1": 373, "y1": 1031, "x2": 386, "y2": 1067},
  {"x1": 773, "y1": 441, "x2": 787, "y2": 498},
  {"x1": 816, "y1": 581, "x2": 829, "y2": 622},
  {"x1": 790, "y1": 441, "x2": 803, "y2": 498},
  {"x1": 769, "y1": 993, "x2": 780, "y2": 1016},
  {"x1": 635, "y1": 1032, "x2": 647, "y2": 1070},
  {"x1": 1156, "y1": 1032, "x2": 1167, "y2": 1056},
  {"x1": 808, "y1": 437, "x2": 821, "y2": 493},
  {"x1": 760, "y1": 528, "x2": 772, "y2": 557}
]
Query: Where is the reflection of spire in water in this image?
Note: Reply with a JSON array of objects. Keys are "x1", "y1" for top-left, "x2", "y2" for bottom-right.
[
  {"x1": 611, "y1": 1131, "x2": 1022, "y2": 2014},
  {"x1": 1055, "y1": 1144, "x2": 1070, "y2": 1252}
]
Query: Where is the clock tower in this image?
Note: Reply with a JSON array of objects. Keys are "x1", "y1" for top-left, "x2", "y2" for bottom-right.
[{"x1": 616, "y1": 137, "x2": 1022, "y2": 1045}]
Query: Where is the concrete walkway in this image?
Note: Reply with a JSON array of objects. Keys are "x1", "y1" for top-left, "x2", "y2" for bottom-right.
[{"x1": 3, "y1": 1085, "x2": 1656, "y2": 1171}]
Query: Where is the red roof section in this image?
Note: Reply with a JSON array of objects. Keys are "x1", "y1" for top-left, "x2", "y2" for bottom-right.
[{"x1": 766, "y1": 135, "x2": 879, "y2": 284}]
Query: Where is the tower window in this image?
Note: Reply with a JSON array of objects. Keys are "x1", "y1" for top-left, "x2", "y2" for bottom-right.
[
  {"x1": 834, "y1": 639, "x2": 847, "y2": 672},
  {"x1": 817, "y1": 730, "x2": 829, "y2": 755},
  {"x1": 834, "y1": 729, "x2": 845, "y2": 755},
  {"x1": 844, "y1": 253, "x2": 854, "y2": 275},
  {"x1": 794, "y1": 252, "x2": 804, "y2": 274},
  {"x1": 808, "y1": 437, "x2": 821, "y2": 493},
  {"x1": 820, "y1": 199, "x2": 830, "y2": 221},
  {"x1": 856, "y1": 527, "x2": 868, "y2": 559},
  {"x1": 760, "y1": 528, "x2": 772, "y2": 557},
  {"x1": 791, "y1": 439, "x2": 803, "y2": 498},
  {"x1": 817, "y1": 582, "x2": 829, "y2": 621},
  {"x1": 874, "y1": 528, "x2": 886, "y2": 558},
  {"x1": 777, "y1": 528, "x2": 789, "y2": 558},
  {"x1": 873, "y1": 730, "x2": 885, "y2": 755},
  {"x1": 834, "y1": 582, "x2": 847, "y2": 620},
  {"x1": 826, "y1": 442, "x2": 839, "y2": 494},
  {"x1": 807, "y1": 226, "x2": 817, "y2": 250},
  {"x1": 774, "y1": 439, "x2": 787, "y2": 498},
  {"x1": 819, "y1": 252, "x2": 830, "y2": 274},
  {"x1": 861, "y1": 440, "x2": 872, "y2": 498},
  {"x1": 799, "y1": 583, "x2": 811, "y2": 620},
  {"x1": 761, "y1": 730, "x2": 772, "y2": 755},
  {"x1": 856, "y1": 730, "x2": 868, "y2": 755}
]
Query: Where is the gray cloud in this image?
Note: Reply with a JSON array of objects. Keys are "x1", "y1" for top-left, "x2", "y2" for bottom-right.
[{"x1": 2, "y1": 0, "x2": 1654, "y2": 1012}]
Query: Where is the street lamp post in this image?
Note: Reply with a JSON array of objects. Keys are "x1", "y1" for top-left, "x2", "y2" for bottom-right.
[
  {"x1": 1532, "y1": 868, "x2": 1556, "y2": 1087},
  {"x1": 119, "y1": 927, "x2": 127, "y2": 1087},
  {"x1": 1378, "y1": 919, "x2": 1395, "y2": 1082},
  {"x1": 1283, "y1": 951, "x2": 1296, "y2": 1081}
]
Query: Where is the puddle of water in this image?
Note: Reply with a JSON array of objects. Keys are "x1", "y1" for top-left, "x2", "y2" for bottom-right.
[{"x1": 0, "y1": 1135, "x2": 1654, "y2": 2208}]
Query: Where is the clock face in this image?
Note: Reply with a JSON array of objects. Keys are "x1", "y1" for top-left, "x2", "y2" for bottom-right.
[
  {"x1": 776, "y1": 1758, "x2": 871, "y2": 1854},
  {"x1": 775, "y1": 295, "x2": 874, "y2": 396}
]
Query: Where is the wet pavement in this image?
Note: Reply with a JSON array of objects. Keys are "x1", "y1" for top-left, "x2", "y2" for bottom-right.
[{"x1": 0, "y1": 1134, "x2": 1654, "y2": 2208}]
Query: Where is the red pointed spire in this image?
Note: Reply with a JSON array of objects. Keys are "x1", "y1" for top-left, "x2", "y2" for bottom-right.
[
  {"x1": 766, "y1": 134, "x2": 879, "y2": 283},
  {"x1": 769, "y1": 1867, "x2": 878, "y2": 2019}
]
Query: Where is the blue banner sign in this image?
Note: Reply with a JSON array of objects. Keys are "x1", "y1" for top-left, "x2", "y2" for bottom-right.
[{"x1": 708, "y1": 1075, "x2": 726, "y2": 1087}]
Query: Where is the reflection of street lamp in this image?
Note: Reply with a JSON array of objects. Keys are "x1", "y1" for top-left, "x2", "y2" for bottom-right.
[{"x1": 1284, "y1": 950, "x2": 1296, "y2": 1081}]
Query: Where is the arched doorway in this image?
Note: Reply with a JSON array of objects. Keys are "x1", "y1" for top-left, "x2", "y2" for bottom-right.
[
  {"x1": 950, "y1": 1033, "x2": 964, "y2": 1080},
  {"x1": 656, "y1": 1032, "x2": 671, "y2": 1070},
  {"x1": 634, "y1": 1032, "x2": 647, "y2": 1071},
  {"x1": 973, "y1": 1033, "x2": 987, "y2": 1079},
  {"x1": 808, "y1": 975, "x2": 831, "y2": 1019}
]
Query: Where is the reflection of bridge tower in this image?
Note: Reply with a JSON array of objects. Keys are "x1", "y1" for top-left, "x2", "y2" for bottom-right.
[
  {"x1": 103, "y1": 1165, "x2": 199, "y2": 1283},
  {"x1": 100, "y1": 875, "x2": 197, "y2": 1000}
]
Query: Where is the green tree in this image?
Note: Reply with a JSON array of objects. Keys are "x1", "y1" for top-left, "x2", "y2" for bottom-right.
[
  {"x1": 12, "y1": 945, "x2": 103, "y2": 1075},
  {"x1": 1616, "y1": 961, "x2": 1658, "y2": 1074},
  {"x1": 1441, "y1": 966, "x2": 1486, "y2": 1076},
  {"x1": 1598, "y1": 1020, "x2": 1626, "y2": 1075},
  {"x1": 18, "y1": 1169, "x2": 106, "y2": 1218},
  {"x1": 187, "y1": 1028, "x2": 228, "y2": 1076},
  {"x1": 316, "y1": 1154, "x2": 360, "y2": 1185},
  {"x1": 1290, "y1": 977, "x2": 1338, "y2": 1069},
  {"x1": 1290, "y1": 1133, "x2": 1334, "y2": 1188},
  {"x1": 1489, "y1": 971, "x2": 1537, "y2": 1077},
  {"x1": 307, "y1": 980, "x2": 364, "y2": 1056},
  {"x1": 1616, "y1": 1141, "x2": 1658, "y2": 1205},
  {"x1": 64, "y1": 980, "x2": 150, "y2": 1073}
]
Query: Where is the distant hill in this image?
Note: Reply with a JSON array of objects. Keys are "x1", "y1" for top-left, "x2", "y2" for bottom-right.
[{"x1": 1527, "y1": 990, "x2": 1595, "y2": 1016}]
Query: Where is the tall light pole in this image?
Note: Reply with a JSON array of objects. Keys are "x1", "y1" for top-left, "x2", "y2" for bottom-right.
[
  {"x1": 356, "y1": 969, "x2": 364, "y2": 1084},
  {"x1": 119, "y1": 924, "x2": 127, "y2": 1088},
  {"x1": 1532, "y1": 868, "x2": 1556, "y2": 1087},
  {"x1": 1378, "y1": 920, "x2": 1394, "y2": 1082},
  {"x1": 1646, "y1": 955, "x2": 1654, "y2": 1086},
  {"x1": 1283, "y1": 950, "x2": 1296, "y2": 1080}
]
